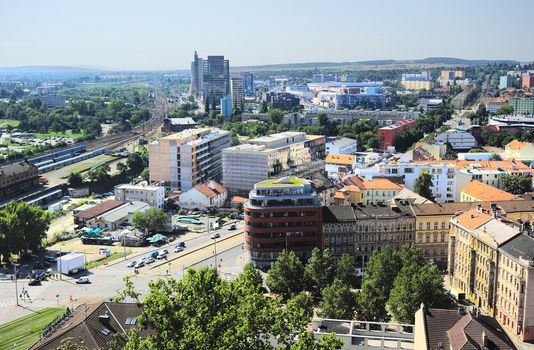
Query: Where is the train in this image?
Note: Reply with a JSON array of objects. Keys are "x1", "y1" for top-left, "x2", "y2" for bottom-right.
[
  {"x1": 29, "y1": 145, "x2": 86, "y2": 165},
  {"x1": 37, "y1": 147, "x2": 107, "y2": 174}
]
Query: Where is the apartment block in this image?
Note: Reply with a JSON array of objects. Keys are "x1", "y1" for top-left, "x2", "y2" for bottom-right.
[
  {"x1": 244, "y1": 177, "x2": 322, "y2": 270},
  {"x1": 400, "y1": 80, "x2": 433, "y2": 90},
  {"x1": 448, "y1": 206, "x2": 534, "y2": 341},
  {"x1": 377, "y1": 119, "x2": 417, "y2": 150},
  {"x1": 222, "y1": 132, "x2": 325, "y2": 194},
  {"x1": 460, "y1": 180, "x2": 517, "y2": 202},
  {"x1": 322, "y1": 200, "x2": 415, "y2": 265},
  {"x1": 114, "y1": 184, "x2": 165, "y2": 208},
  {"x1": 148, "y1": 128, "x2": 231, "y2": 191},
  {"x1": 230, "y1": 77, "x2": 244, "y2": 112},
  {"x1": 511, "y1": 98, "x2": 534, "y2": 115}
]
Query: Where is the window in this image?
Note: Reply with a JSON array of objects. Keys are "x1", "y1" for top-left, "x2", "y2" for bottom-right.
[
  {"x1": 100, "y1": 327, "x2": 111, "y2": 336},
  {"x1": 125, "y1": 317, "x2": 137, "y2": 325},
  {"x1": 426, "y1": 222, "x2": 430, "y2": 230}
]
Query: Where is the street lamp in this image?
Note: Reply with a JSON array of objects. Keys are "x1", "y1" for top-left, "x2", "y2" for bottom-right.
[{"x1": 12, "y1": 262, "x2": 19, "y2": 306}]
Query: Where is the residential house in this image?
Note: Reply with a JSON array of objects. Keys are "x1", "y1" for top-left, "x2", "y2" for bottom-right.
[
  {"x1": 460, "y1": 180, "x2": 518, "y2": 202},
  {"x1": 178, "y1": 180, "x2": 227, "y2": 209}
]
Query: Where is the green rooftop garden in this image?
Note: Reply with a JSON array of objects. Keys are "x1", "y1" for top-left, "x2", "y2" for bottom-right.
[{"x1": 257, "y1": 176, "x2": 308, "y2": 187}]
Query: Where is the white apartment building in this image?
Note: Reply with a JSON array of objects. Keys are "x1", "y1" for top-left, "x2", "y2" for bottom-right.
[
  {"x1": 222, "y1": 131, "x2": 314, "y2": 195},
  {"x1": 114, "y1": 184, "x2": 165, "y2": 208},
  {"x1": 357, "y1": 161, "x2": 471, "y2": 203},
  {"x1": 325, "y1": 137, "x2": 357, "y2": 155},
  {"x1": 434, "y1": 129, "x2": 477, "y2": 150},
  {"x1": 148, "y1": 128, "x2": 231, "y2": 191}
]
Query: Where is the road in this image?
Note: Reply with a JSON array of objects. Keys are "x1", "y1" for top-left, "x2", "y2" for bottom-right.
[{"x1": 0, "y1": 223, "x2": 246, "y2": 325}]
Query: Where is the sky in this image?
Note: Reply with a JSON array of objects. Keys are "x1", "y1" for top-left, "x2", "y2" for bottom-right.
[{"x1": 1, "y1": 0, "x2": 533, "y2": 71}]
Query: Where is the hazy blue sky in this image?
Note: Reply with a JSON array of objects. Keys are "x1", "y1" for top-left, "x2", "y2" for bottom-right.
[{"x1": 1, "y1": 0, "x2": 533, "y2": 70}]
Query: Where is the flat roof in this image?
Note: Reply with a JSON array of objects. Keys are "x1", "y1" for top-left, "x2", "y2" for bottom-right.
[
  {"x1": 256, "y1": 176, "x2": 308, "y2": 187},
  {"x1": 98, "y1": 201, "x2": 150, "y2": 223}
]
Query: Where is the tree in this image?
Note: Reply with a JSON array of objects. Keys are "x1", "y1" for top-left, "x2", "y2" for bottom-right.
[
  {"x1": 67, "y1": 172, "x2": 84, "y2": 187},
  {"x1": 489, "y1": 153, "x2": 502, "y2": 161},
  {"x1": 126, "y1": 152, "x2": 146, "y2": 176},
  {"x1": 304, "y1": 248, "x2": 335, "y2": 299},
  {"x1": 260, "y1": 101, "x2": 268, "y2": 113},
  {"x1": 414, "y1": 170, "x2": 434, "y2": 201},
  {"x1": 500, "y1": 174, "x2": 532, "y2": 195},
  {"x1": 320, "y1": 279, "x2": 358, "y2": 320},
  {"x1": 120, "y1": 267, "x2": 341, "y2": 350},
  {"x1": 0, "y1": 201, "x2": 51, "y2": 261},
  {"x1": 336, "y1": 254, "x2": 358, "y2": 288},
  {"x1": 237, "y1": 262, "x2": 263, "y2": 290},
  {"x1": 358, "y1": 247, "x2": 402, "y2": 322},
  {"x1": 266, "y1": 250, "x2": 305, "y2": 300},
  {"x1": 269, "y1": 109, "x2": 285, "y2": 124},
  {"x1": 387, "y1": 261, "x2": 453, "y2": 324},
  {"x1": 495, "y1": 105, "x2": 514, "y2": 115},
  {"x1": 132, "y1": 208, "x2": 167, "y2": 232}
]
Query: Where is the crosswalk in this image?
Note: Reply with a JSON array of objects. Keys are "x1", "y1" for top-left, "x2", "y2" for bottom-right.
[{"x1": 0, "y1": 299, "x2": 16, "y2": 308}]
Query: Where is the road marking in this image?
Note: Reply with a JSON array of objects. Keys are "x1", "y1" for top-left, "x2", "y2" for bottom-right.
[{"x1": 0, "y1": 300, "x2": 16, "y2": 308}]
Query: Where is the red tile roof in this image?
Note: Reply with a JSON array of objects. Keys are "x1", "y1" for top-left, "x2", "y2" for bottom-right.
[{"x1": 194, "y1": 181, "x2": 227, "y2": 199}]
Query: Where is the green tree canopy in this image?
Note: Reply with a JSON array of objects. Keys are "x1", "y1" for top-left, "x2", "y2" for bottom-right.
[
  {"x1": 495, "y1": 105, "x2": 514, "y2": 115},
  {"x1": 335, "y1": 254, "x2": 358, "y2": 288},
  {"x1": 319, "y1": 279, "x2": 358, "y2": 320},
  {"x1": 132, "y1": 207, "x2": 167, "y2": 232},
  {"x1": 67, "y1": 172, "x2": 84, "y2": 187},
  {"x1": 304, "y1": 248, "x2": 335, "y2": 299},
  {"x1": 414, "y1": 170, "x2": 434, "y2": 201},
  {"x1": 357, "y1": 247, "x2": 402, "y2": 322},
  {"x1": 266, "y1": 250, "x2": 305, "y2": 300},
  {"x1": 500, "y1": 174, "x2": 532, "y2": 195},
  {"x1": 120, "y1": 267, "x2": 342, "y2": 350}
]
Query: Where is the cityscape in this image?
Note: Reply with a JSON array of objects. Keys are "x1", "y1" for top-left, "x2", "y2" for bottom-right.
[{"x1": 1, "y1": 1, "x2": 534, "y2": 349}]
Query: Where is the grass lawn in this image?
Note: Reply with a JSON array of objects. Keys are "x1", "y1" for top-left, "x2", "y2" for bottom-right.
[
  {"x1": 0, "y1": 307, "x2": 66, "y2": 350},
  {"x1": 33, "y1": 130, "x2": 84, "y2": 139},
  {"x1": 85, "y1": 251, "x2": 130, "y2": 269},
  {"x1": 0, "y1": 119, "x2": 20, "y2": 129}
]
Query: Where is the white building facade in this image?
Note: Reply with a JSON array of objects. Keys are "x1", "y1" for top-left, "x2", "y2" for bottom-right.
[
  {"x1": 434, "y1": 129, "x2": 477, "y2": 150},
  {"x1": 114, "y1": 184, "x2": 165, "y2": 208},
  {"x1": 325, "y1": 137, "x2": 358, "y2": 155}
]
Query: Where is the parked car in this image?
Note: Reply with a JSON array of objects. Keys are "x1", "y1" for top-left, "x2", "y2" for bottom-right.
[
  {"x1": 174, "y1": 246, "x2": 184, "y2": 253},
  {"x1": 210, "y1": 232, "x2": 220, "y2": 239},
  {"x1": 150, "y1": 251, "x2": 159, "y2": 259},
  {"x1": 167, "y1": 236, "x2": 176, "y2": 242},
  {"x1": 29, "y1": 279, "x2": 41, "y2": 286},
  {"x1": 176, "y1": 242, "x2": 186, "y2": 248},
  {"x1": 156, "y1": 251, "x2": 167, "y2": 259},
  {"x1": 145, "y1": 256, "x2": 155, "y2": 264},
  {"x1": 76, "y1": 276, "x2": 90, "y2": 284},
  {"x1": 134, "y1": 261, "x2": 145, "y2": 268},
  {"x1": 127, "y1": 261, "x2": 136, "y2": 268},
  {"x1": 228, "y1": 224, "x2": 237, "y2": 230},
  {"x1": 44, "y1": 256, "x2": 57, "y2": 263}
]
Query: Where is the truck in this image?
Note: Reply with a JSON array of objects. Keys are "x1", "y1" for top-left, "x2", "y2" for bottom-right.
[{"x1": 57, "y1": 253, "x2": 85, "y2": 275}]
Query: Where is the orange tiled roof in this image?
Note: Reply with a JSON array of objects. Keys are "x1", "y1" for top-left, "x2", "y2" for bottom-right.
[
  {"x1": 454, "y1": 208, "x2": 493, "y2": 230},
  {"x1": 506, "y1": 140, "x2": 530, "y2": 150},
  {"x1": 334, "y1": 191, "x2": 348, "y2": 200},
  {"x1": 461, "y1": 181, "x2": 517, "y2": 202},
  {"x1": 343, "y1": 185, "x2": 362, "y2": 193},
  {"x1": 194, "y1": 181, "x2": 227, "y2": 199},
  {"x1": 325, "y1": 153, "x2": 356, "y2": 165},
  {"x1": 231, "y1": 196, "x2": 247, "y2": 203},
  {"x1": 363, "y1": 178, "x2": 404, "y2": 191}
]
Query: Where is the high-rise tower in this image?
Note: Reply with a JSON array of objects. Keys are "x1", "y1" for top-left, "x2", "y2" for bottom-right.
[
  {"x1": 202, "y1": 56, "x2": 230, "y2": 109},
  {"x1": 190, "y1": 51, "x2": 203, "y2": 97}
]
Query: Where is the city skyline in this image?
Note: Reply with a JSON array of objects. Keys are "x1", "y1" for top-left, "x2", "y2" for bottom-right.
[{"x1": 1, "y1": 0, "x2": 534, "y2": 70}]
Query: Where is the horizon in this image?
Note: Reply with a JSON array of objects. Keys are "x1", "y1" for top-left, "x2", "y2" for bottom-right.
[{"x1": 1, "y1": 0, "x2": 534, "y2": 70}]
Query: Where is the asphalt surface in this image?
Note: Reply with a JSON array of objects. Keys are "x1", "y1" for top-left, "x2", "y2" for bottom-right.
[{"x1": 0, "y1": 222, "x2": 246, "y2": 325}]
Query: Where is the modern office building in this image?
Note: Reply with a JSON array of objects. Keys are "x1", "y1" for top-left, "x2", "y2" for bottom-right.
[
  {"x1": 264, "y1": 92, "x2": 300, "y2": 111},
  {"x1": 230, "y1": 77, "x2": 244, "y2": 112},
  {"x1": 202, "y1": 55, "x2": 230, "y2": 109},
  {"x1": 434, "y1": 129, "x2": 477, "y2": 150},
  {"x1": 220, "y1": 95, "x2": 233, "y2": 118},
  {"x1": 326, "y1": 137, "x2": 358, "y2": 155},
  {"x1": 448, "y1": 206, "x2": 534, "y2": 341},
  {"x1": 500, "y1": 75, "x2": 513, "y2": 89},
  {"x1": 242, "y1": 72, "x2": 254, "y2": 96},
  {"x1": 244, "y1": 176, "x2": 322, "y2": 269},
  {"x1": 222, "y1": 132, "x2": 325, "y2": 194},
  {"x1": 335, "y1": 93, "x2": 386, "y2": 109},
  {"x1": 114, "y1": 184, "x2": 165, "y2": 208},
  {"x1": 322, "y1": 200, "x2": 415, "y2": 264},
  {"x1": 377, "y1": 119, "x2": 417, "y2": 150},
  {"x1": 510, "y1": 98, "x2": 534, "y2": 115},
  {"x1": 190, "y1": 51, "x2": 203, "y2": 97},
  {"x1": 148, "y1": 128, "x2": 231, "y2": 191}
]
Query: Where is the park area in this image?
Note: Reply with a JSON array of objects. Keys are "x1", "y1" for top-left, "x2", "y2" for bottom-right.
[{"x1": 0, "y1": 307, "x2": 66, "y2": 350}]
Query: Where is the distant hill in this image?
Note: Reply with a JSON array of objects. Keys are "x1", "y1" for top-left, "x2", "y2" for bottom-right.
[{"x1": 232, "y1": 57, "x2": 520, "y2": 72}]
